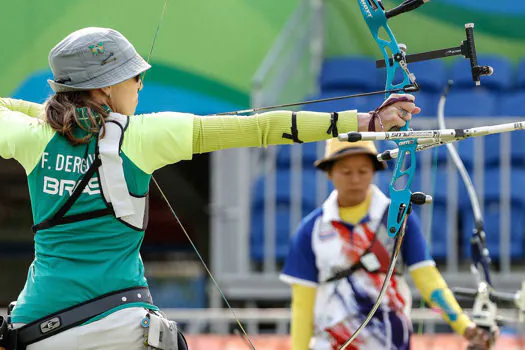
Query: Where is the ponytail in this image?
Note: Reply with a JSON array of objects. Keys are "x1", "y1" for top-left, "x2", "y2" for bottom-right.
[{"x1": 44, "y1": 91, "x2": 109, "y2": 145}]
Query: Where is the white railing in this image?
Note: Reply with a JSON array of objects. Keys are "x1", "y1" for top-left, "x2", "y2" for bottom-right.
[{"x1": 1, "y1": 307, "x2": 523, "y2": 335}]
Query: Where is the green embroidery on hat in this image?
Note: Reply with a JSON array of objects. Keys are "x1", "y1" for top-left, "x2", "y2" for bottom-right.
[{"x1": 89, "y1": 42, "x2": 104, "y2": 56}]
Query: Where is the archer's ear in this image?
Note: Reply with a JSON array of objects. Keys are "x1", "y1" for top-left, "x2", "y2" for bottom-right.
[
  {"x1": 326, "y1": 167, "x2": 334, "y2": 180},
  {"x1": 89, "y1": 87, "x2": 112, "y2": 107},
  {"x1": 100, "y1": 86, "x2": 112, "y2": 98}
]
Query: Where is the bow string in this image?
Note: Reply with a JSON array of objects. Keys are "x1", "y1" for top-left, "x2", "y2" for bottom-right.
[{"x1": 143, "y1": 1, "x2": 256, "y2": 349}]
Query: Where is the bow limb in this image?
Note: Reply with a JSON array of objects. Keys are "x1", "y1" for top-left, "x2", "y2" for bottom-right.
[
  {"x1": 144, "y1": 2, "x2": 256, "y2": 349},
  {"x1": 438, "y1": 82, "x2": 498, "y2": 347},
  {"x1": 437, "y1": 81, "x2": 492, "y2": 287}
]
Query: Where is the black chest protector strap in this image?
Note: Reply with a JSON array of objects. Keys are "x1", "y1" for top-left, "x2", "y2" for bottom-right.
[
  {"x1": 31, "y1": 158, "x2": 113, "y2": 233},
  {"x1": 323, "y1": 211, "x2": 400, "y2": 283},
  {"x1": 324, "y1": 234, "x2": 384, "y2": 283}
]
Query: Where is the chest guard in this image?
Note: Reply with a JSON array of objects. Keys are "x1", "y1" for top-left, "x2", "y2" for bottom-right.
[{"x1": 32, "y1": 112, "x2": 148, "y2": 233}]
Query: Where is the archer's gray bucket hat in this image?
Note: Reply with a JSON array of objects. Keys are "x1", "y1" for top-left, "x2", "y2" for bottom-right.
[{"x1": 48, "y1": 27, "x2": 151, "y2": 93}]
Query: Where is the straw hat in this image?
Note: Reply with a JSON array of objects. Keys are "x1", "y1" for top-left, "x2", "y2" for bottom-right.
[{"x1": 314, "y1": 139, "x2": 387, "y2": 171}]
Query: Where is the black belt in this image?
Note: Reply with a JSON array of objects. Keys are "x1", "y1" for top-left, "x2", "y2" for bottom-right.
[{"x1": 15, "y1": 286, "x2": 153, "y2": 348}]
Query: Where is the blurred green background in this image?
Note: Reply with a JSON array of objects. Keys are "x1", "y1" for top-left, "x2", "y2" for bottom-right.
[
  {"x1": 1, "y1": 0, "x2": 524, "y2": 307},
  {"x1": 1, "y1": 0, "x2": 524, "y2": 110}
]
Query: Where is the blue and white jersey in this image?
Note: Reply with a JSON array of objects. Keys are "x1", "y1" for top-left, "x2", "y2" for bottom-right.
[{"x1": 280, "y1": 185, "x2": 433, "y2": 349}]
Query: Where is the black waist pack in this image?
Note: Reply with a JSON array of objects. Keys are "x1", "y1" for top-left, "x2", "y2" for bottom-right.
[{"x1": 0, "y1": 315, "x2": 18, "y2": 350}]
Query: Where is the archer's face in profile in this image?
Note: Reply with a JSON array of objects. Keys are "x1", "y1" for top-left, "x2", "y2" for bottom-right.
[{"x1": 95, "y1": 75, "x2": 143, "y2": 116}]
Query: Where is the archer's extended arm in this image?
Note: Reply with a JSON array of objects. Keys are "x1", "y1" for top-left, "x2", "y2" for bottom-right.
[{"x1": 0, "y1": 98, "x2": 44, "y2": 118}]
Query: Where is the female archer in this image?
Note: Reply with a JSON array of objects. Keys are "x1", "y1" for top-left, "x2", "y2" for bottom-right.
[
  {"x1": 0, "y1": 27, "x2": 418, "y2": 350},
  {"x1": 280, "y1": 139, "x2": 496, "y2": 349}
]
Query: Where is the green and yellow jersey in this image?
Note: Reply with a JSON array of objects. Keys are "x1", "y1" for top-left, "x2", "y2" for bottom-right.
[{"x1": 0, "y1": 98, "x2": 358, "y2": 324}]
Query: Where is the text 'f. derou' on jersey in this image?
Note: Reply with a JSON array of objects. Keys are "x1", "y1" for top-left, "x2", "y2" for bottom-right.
[{"x1": 0, "y1": 98, "x2": 193, "y2": 324}]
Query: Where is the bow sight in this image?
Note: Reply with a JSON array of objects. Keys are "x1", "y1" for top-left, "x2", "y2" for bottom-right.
[{"x1": 376, "y1": 22, "x2": 493, "y2": 86}]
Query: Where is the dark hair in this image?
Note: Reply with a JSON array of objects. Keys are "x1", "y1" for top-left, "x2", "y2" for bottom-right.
[{"x1": 44, "y1": 91, "x2": 110, "y2": 145}]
